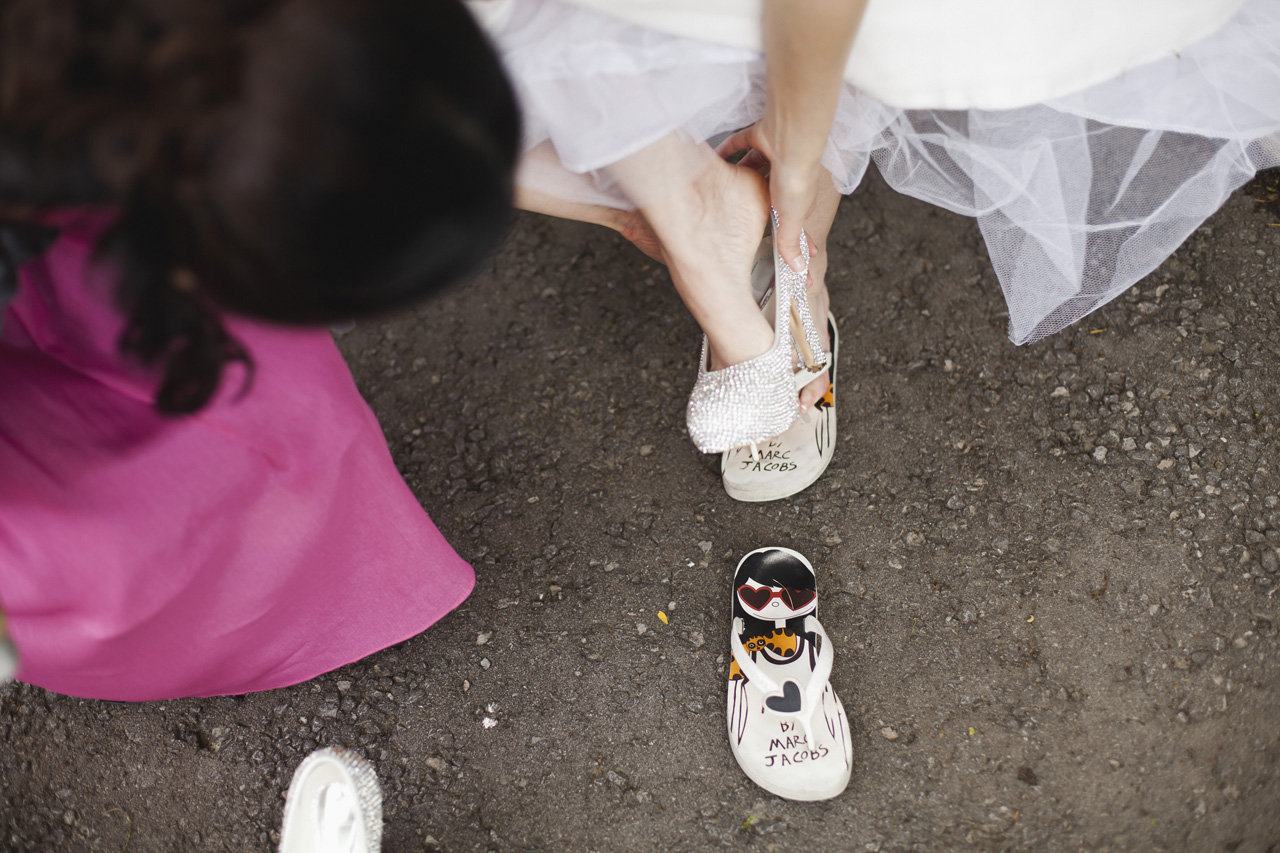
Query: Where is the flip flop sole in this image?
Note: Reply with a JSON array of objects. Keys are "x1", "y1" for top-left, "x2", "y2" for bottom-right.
[
  {"x1": 726, "y1": 547, "x2": 852, "y2": 801},
  {"x1": 722, "y1": 316, "x2": 838, "y2": 502},
  {"x1": 727, "y1": 667, "x2": 853, "y2": 800}
]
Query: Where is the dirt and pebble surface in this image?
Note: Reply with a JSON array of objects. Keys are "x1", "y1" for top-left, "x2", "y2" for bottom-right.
[{"x1": 3, "y1": 170, "x2": 1280, "y2": 851}]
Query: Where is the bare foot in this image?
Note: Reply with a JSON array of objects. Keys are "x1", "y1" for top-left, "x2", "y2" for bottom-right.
[
  {"x1": 620, "y1": 152, "x2": 775, "y2": 369},
  {"x1": 608, "y1": 134, "x2": 841, "y2": 412}
]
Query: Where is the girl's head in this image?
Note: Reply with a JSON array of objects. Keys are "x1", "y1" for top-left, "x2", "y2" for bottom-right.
[
  {"x1": 1, "y1": 0, "x2": 519, "y2": 411},
  {"x1": 733, "y1": 549, "x2": 818, "y2": 623}
]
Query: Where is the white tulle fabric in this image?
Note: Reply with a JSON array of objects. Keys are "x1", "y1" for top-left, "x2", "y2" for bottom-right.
[
  {"x1": 560, "y1": 0, "x2": 1245, "y2": 111},
  {"x1": 485, "y1": 0, "x2": 1280, "y2": 343}
]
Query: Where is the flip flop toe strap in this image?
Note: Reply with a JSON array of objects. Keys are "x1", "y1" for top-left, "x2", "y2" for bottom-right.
[{"x1": 730, "y1": 615, "x2": 836, "y2": 748}]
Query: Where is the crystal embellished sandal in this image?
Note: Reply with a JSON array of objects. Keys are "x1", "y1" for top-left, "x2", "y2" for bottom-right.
[
  {"x1": 686, "y1": 210, "x2": 830, "y2": 455},
  {"x1": 280, "y1": 747, "x2": 382, "y2": 853}
]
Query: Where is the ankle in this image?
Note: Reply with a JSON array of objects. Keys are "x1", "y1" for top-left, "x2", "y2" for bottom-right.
[
  {"x1": 704, "y1": 308, "x2": 774, "y2": 369},
  {"x1": 642, "y1": 158, "x2": 764, "y2": 251}
]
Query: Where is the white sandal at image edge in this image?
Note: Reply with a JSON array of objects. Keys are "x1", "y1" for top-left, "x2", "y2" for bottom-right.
[
  {"x1": 279, "y1": 747, "x2": 382, "y2": 853},
  {"x1": 0, "y1": 634, "x2": 17, "y2": 685},
  {"x1": 727, "y1": 547, "x2": 852, "y2": 801}
]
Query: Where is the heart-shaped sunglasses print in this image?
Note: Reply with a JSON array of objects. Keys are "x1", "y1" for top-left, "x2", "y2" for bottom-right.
[{"x1": 736, "y1": 584, "x2": 816, "y2": 611}]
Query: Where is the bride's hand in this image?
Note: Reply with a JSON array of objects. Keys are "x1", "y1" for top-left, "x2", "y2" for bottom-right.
[
  {"x1": 616, "y1": 210, "x2": 666, "y2": 264},
  {"x1": 715, "y1": 122, "x2": 822, "y2": 271},
  {"x1": 516, "y1": 185, "x2": 666, "y2": 263}
]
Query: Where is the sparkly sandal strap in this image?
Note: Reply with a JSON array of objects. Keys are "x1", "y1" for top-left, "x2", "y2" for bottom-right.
[{"x1": 770, "y1": 208, "x2": 829, "y2": 373}]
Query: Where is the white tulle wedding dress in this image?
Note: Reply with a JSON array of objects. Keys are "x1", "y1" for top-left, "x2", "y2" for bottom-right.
[{"x1": 476, "y1": 0, "x2": 1280, "y2": 343}]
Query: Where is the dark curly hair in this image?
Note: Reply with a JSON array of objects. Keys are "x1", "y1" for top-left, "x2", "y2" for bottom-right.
[{"x1": 0, "y1": 0, "x2": 519, "y2": 412}]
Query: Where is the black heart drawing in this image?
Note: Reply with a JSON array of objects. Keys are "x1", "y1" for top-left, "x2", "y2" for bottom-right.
[{"x1": 765, "y1": 680, "x2": 802, "y2": 713}]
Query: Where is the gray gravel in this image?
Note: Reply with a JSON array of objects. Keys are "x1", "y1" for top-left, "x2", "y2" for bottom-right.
[{"x1": 3, "y1": 169, "x2": 1279, "y2": 850}]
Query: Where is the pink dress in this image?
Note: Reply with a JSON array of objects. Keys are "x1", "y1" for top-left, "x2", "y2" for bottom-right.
[{"x1": 0, "y1": 210, "x2": 474, "y2": 701}]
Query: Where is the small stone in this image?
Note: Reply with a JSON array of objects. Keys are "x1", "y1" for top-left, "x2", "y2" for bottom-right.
[
  {"x1": 476, "y1": 632, "x2": 492, "y2": 645},
  {"x1": 479, "y1": 658, "x2": 491, "y2": 670},
  {"x1": 1050, "y1": 386, "x2": 1069, "y2": 398},
  {"x1": 880, "y1": 727, "x2": 899, "y2": 741},
  {"x1": 1093, "y1": 446, "x2": 1107, "y2": 462},
  {"x1": 207, "y1": 726, "x2": 230, "y2": 752},
  {"x1": 425, "y1": 757, "x2": 447, "y2": 773},
  {"x1": 639, "y1": 445, "x2": 654, "y2": 457},
  {"x1": 482, "y1": 717, "x2": 497, "y2": 729}
]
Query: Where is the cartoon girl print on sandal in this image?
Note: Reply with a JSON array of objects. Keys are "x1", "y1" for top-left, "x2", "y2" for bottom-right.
[{"x1": 726, "y1": 546, "x2": 852, "y2": 801}]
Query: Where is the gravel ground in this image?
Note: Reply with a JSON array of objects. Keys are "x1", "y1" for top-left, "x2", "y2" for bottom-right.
[{"x1": 3, "y1": 170, "x2": 1279, "y2": 851}]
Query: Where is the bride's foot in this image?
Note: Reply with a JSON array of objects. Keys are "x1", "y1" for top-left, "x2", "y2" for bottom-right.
[
  {"x1": 630, "y1": 155, "x2": 775, "y2": 370},
  {"x1": 643, "y1": 158, "x2": 832, "y2": 413},
  {"x1": 607, "y1": 134, "x2": 839, "y2": 413}
]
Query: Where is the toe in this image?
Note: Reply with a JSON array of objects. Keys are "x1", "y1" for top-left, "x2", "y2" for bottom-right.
[{"x1": 797, "y1": 370, "x2": 831, "y2": 413}]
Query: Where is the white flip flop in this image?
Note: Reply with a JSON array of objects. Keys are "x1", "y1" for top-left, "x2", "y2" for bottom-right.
[
  {"x1": 726, "y1": 547, "x2": 852, "y2": 801},
  {"x1": 721, "y1": 313, "x2": 838, "y2": 502},
  {"x1": 280, "y1": 747, "x2": 382, "y2": 853}
]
